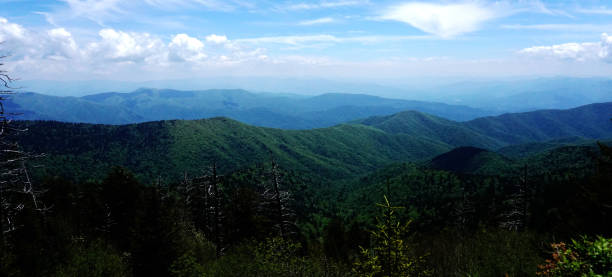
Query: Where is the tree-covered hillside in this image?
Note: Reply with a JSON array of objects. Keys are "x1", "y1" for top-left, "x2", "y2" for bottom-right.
[
  {"x1": 15, "y1": 118, "x2": 451, "y2": 183},
  {"x1": 14, "y1": 102, "x2": 612, "y2": 184},
  {"x1": 4, "y1": 105, "x2": 612, "y2": 276}
]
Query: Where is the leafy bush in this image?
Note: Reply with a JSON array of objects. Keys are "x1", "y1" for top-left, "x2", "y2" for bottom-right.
[
  {"x1": 537, "y1": 236, "x2": 612, "y2": 276},
  {"x1": 54, "y1": 240, "x2": 131, "y2": 277},
  {"x1": 169, "y1": 251, "x2": 206, "y2": 277},
  {"x1": 202, "y1": 237, "x2": 349, "y2": 277}
]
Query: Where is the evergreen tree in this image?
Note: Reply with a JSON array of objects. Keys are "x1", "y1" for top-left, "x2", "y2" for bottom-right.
[{"x1": 353, "y1": 196, "x2": 430, "y2": 277}]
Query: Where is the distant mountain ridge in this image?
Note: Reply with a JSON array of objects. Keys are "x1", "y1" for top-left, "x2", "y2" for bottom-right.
[{"x1": 7, "y1": 89, "x2": 495, "y2": 129}]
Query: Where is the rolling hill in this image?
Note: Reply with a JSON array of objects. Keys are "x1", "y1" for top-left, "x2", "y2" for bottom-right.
[
  {"x1": 359, "y1": 102, "x2": 612, "y2": 148},
  {"x1": 14, "y1": 101, "x2": 612, "y2": 184},
  {"x1": 15, "y1": 118, "x2": 451, "y2": 183}
]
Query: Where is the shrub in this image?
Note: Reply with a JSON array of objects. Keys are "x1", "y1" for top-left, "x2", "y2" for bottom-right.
[{"x1": 537, "y1": 236, "x2": 612, "y2": 276}]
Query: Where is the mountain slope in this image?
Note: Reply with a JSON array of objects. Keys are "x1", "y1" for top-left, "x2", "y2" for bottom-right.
[
  {"x1": 359, "y1": 102, "x2": 612, "y2": 149},
  {"x1": 14, "y1": 102, "x2": 612, "y2": 184},
  {"x1": 16, "y1": 118, "x2": 451, "y2": 183},
  {"x1": 356, "y1": 111, "x2": 501, "y2": 149},
  {"x1": 464, "y1": 102, "x2": 612, "y2": 145},
  {"x1": 426, "y1": 146, "x2": 513, "y2": 175}
]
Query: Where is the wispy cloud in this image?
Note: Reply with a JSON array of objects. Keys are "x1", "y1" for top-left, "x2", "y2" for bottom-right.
[
  {"x1": 379, "y1": 2, "x2": 502, "y2": 38},
  {"x1": 502, "y1": 24, "x2": 612, "y2": 32},
  {"x1": 577, "y1": 8, "x2": 612, "y2": 15},
  {"x1": 378, "y1": 1, "x2": 571, "y2": 38},
  {"x1": 279, "y1": 0, "x2": 368, "y2": 11},
  {"x1": 143, "y1": 0, "x2": 249, "y2": 12},
  {"x1": 59, "y1": 0, "x2": 124, "y2": 26},
  {"x1": 49, "y1": 0, "x2": 252, "y2": 26},
  {"x1": 236, "y1": 34, "x2": 434, "y2": 46},
  {"x1": 299, "y1": 17, "x2": 335, "y2": 26}
]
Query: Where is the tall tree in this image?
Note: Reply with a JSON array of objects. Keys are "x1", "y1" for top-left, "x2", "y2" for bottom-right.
[
  {"x1": 0, "y1": 54, "x2": 41, "y2": 236},
  {"x1": 260, "y1": 158, "x2": 295, "y2": 239}
]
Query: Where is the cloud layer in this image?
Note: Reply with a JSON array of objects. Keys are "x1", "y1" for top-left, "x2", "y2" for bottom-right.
[{"x1": 520, "y1": 33, "x2": 612, "y2": 63}]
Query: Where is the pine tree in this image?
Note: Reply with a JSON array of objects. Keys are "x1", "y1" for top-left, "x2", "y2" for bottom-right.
[{"x1": 353, "y1": 195, "x2": 430, "y2": 277}]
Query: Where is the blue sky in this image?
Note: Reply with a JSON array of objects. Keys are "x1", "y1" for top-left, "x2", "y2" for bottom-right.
[{"x1": 2, "y1": 0, "x2": 612, "y2": 81}]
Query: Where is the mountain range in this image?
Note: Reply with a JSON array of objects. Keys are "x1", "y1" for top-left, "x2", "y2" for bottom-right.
[
  {"x1": 7, "y1": 89, "x2": 495, "y2": 129},
  {"x1": 15, "y1": 101, "x2": 612, "y2": 183}
]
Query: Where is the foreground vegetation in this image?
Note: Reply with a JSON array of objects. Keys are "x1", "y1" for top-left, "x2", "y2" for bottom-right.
[{"x1": 1, "y1": 138, "x2": 610, "y2": 276}]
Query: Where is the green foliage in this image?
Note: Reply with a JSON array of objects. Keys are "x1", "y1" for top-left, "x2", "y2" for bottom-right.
[
  {"x1": 537, "y1": 236, "x2": 612, "y2": 277},
  {"x1": 169, "y1": 251, "x2": 206, "y2": 277},
  {"x1": 15, "y1": 118, "x2": 450, "y2": 183},
  {"x1": 54, "y1": 240, "x2": 131, "y2": 277},
  {"x1": 353, "y1": 196, "x2": 430, "y2": 277},
  {"x1": 202, "y1": 238, "x2": 350, "y2": 277},
  {"x1": 425, "y1": 228, "x2": 544, "y2": 276}
]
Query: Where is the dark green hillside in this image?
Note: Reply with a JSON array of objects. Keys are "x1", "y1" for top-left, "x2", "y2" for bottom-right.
[
  {"x1": 359, "y1": 102, "x2": 612, "y2": 149},
  {"x1": 341, "y1": 141, "x2": 610, "y2": 232},
  {"x1": 497, "y1": 137, "x2": 612, "y2": 158},
  {"x1": 356, "y1": 111, "x2": 502, "y2": 149},
  {"x1": 427, "y1": 146, "x2": 513, "y2": 175},
  {"x1": 15, "y1": 102, "x2": 612, "y2": 184},
  {"x1": 465, "y1": 102, "x2": 612, "y2": 145},
  {"x1": 16, "y1": 118, "x2": 451, "y2": 183}
]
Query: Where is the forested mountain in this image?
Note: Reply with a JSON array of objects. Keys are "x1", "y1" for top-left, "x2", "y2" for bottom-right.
[
  {"x1": 15, "y1": 118, "x2": 451, "y2": 183},
  {"x1": 5, "y1": 101, "x2": 612, "y2": 276},
  {"x1": 14, "y1": 102, "x2": 612, "y2": 184},
  {"x1": 7, "y1": 89, "x2": 494, "y2": 128},
  {"x1": 359, "y1": 102, "x2": 612, "y2": 147}
]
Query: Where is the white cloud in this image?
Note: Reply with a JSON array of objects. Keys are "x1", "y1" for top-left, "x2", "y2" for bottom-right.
[
  {"x1": 46, "y1": 28, "x2": 79, "y2": 59},
  {"x1": 380, "y1": 2, "x2": 500, "y2": 38},
  {"x1": 519, "y1": 33, "x2": 612, "y2": 63},
  {"x1": 87, "y1": 29, "x2": 165, "y2": 63},
  {"x1": 0, "y1": 17, "x2": 28, "y2": 42},
  {"x1": 169, "y1": 33, "x2": 206, "y2": 62},
  {"x1": 205, "y1": 34, "x2": 228, "y2": 44},
  {"x1": 299, "y1": 17, "x2": 335, "y2": 26}
]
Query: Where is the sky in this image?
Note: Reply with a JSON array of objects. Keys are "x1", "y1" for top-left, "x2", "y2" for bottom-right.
[{"x1": 2, "y1": 0, "x2": 612, "y2": 82}]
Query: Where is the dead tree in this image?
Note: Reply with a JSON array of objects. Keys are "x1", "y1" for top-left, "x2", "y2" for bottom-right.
[
  {"x1": 454, "y1": 182, "x2": 476, "y2": 229},
  {"x1": 500, "y1": 165, "x2": 529, "y2": 231},
  {"x1": 259, "y1": 158, "x2": 295, "y2": 238},
  {"x1": 182, "y1": 164, "x2": 225, "y2": 257},
  {"x1": 0, "y1": 54, "x2": 44, "y2": 242}
]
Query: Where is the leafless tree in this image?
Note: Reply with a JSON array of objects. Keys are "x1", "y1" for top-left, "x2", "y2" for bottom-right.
[
  {"x1": 259, "y1": 158, "x2": 296, "y2": 238},
  {"x1": 0, "y1": 54, "x2": 44, "y2": 239},
  {"x1": 182, "y1": 164, "x2": 225, "y2": 257},
  {"x1": 500, "y1": 165, "x2": 529, "y2": 231}
]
